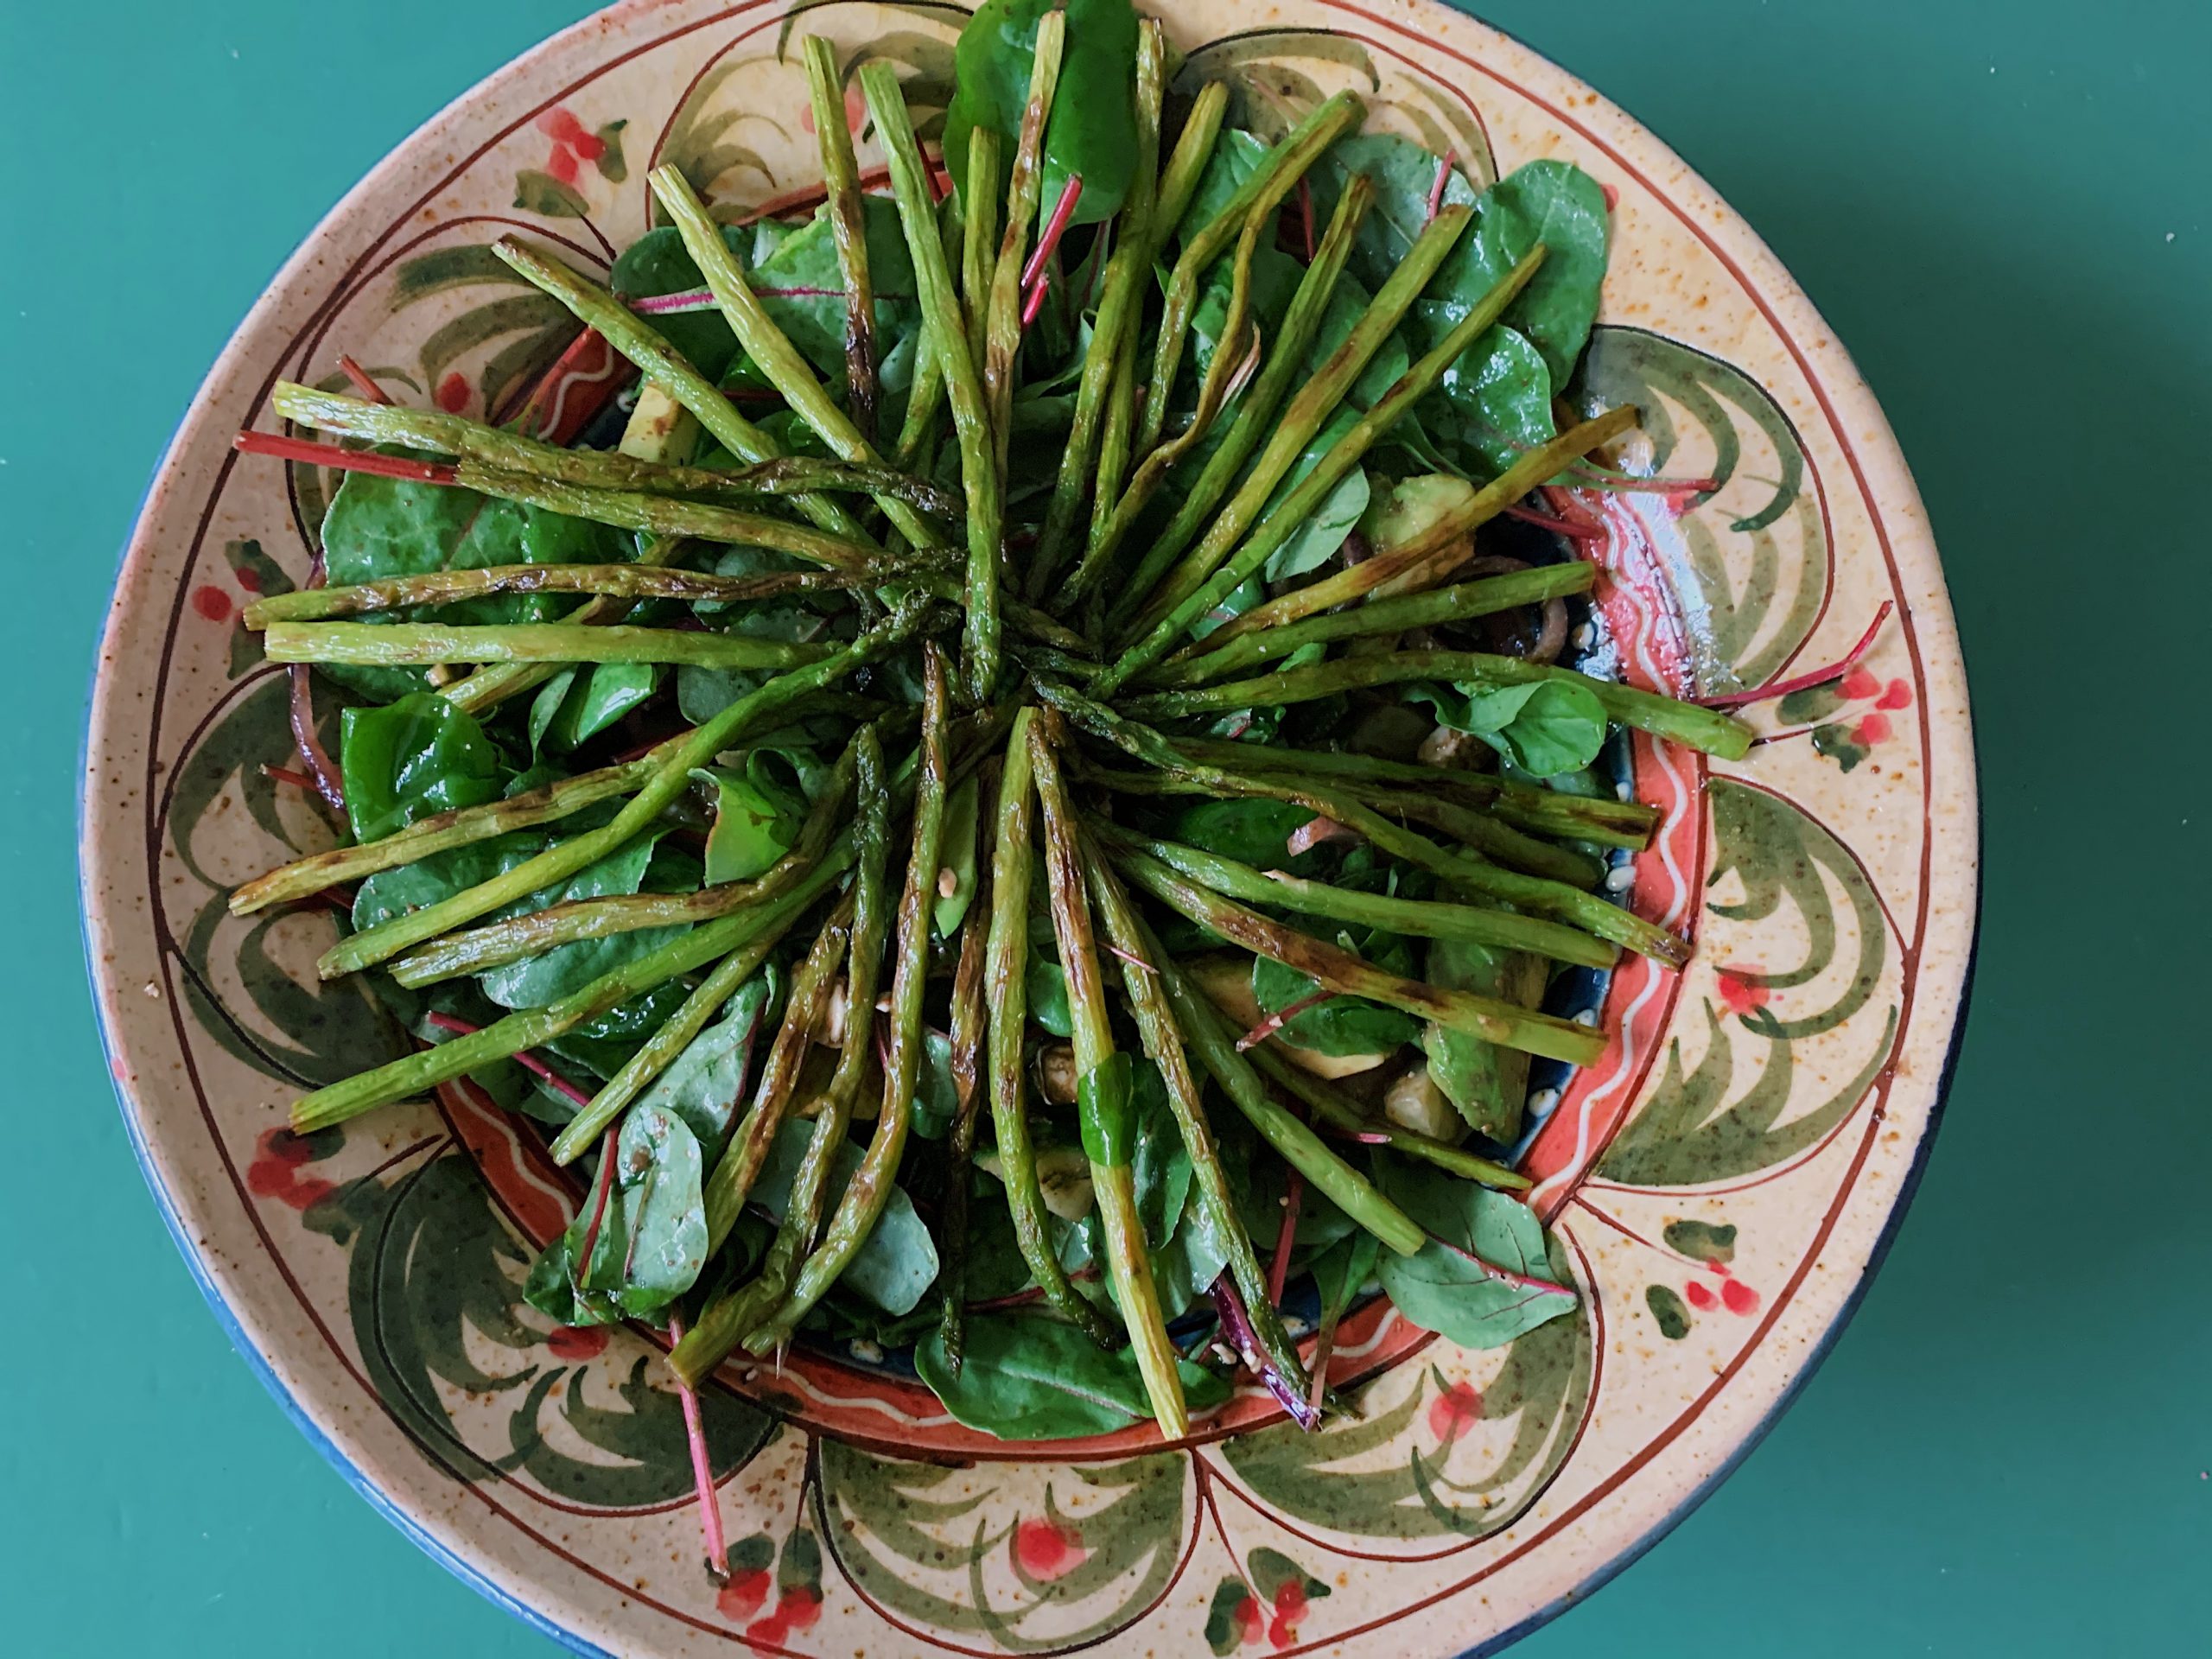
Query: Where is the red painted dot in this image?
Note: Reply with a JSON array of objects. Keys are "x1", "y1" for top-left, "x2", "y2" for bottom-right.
[
  {"x1": 536, "y1": 107, "x2": 589, "y2": 144},
  {"x1": 435, "y1": 372, "x2": 471, "y2": 412},
  {"x1": 546, "y1": 143, "x2": 582, "y2": 188},
  {"x1": 233, "y1": 564, "x2": 263, "y2": 593},
  {"x1": 192, "y1": 584, "x2": 232, "y2": 621},
  {"x1": 1720, "y1": 1278, "x2": 1761, "y2": 1315},
  {"x1": 1876, "y1": 677, "x2": 1913, "y2": 711},
  {"x1": 1852, "y1": 712, "x2": 1892, "y2": 746},
  {"x1": 547, "y1": 1325, "x2": 609, "y2": 1362},
  {"x1": 1840, "y1": 666, "x2": 1881, "y2": 701},
  {"x1": 715, "y1": 1568, "x2": 771, "y2": 1623},
  {"x1": 1683, "y1": 1280, "x2": 1717, "y2": 1311},
  {"x1": 779, "y1": 1588, "x2": 823, "y2": 1631},
  {"x1": 257, "y1": 1125, "x2": 315, "y2": 1167},
  {"x1": 1601, "y1": 182, "x2": 1620, "y2": 213}
]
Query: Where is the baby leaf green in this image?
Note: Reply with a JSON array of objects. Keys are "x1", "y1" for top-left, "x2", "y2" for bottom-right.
[
  {"x1": 945, "y1": 0, "x2": 1141, "y2": 226},
  {"x1": 916, "y1": 1313, "x2": 1230, "y2": 1440},
  {"x1": 1372, "y1": 1155, "x2": 1575, "y2": 1348},
  {"x1": 338, "y1": 692, "x2": 506, "y2": 842},
  {"x1": 1409, "y1": 678, "x2": 1609, "y2": 777}
]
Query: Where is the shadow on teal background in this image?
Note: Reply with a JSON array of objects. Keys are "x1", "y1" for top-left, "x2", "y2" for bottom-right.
[{"x1": 5, "y1": 2, "x2": 2205, "y2": 1652}]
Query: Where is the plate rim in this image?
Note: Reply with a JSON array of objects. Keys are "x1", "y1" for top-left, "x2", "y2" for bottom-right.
[{"x1": 78, "y1": 1, "x2": 1981, "y2": 1652}]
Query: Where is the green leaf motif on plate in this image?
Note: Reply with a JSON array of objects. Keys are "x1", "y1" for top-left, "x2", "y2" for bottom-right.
[
  {"x1": 1602, "y1": 779, "x2": 1900, "y2": 1185},
  {"x1": 309, "y1": 1151, "x2": 771, "y2": 1506},
  {"x1": 1573, "y1": 327, "x2": 1830, "y2": 691},
  {"x1": 817, "y1": 1437, "x2": 1193, "y2": 1649},
  {"x1": 1219, "y1": 1309, "x2": 1591, "y2": 1541}
]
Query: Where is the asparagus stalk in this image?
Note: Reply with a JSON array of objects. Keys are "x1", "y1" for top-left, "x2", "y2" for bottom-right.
[
  {"x1": 387, "y1": 855, "x2": 818, "y2": 988},
  {"x1": 746, "y1": 644, "x2": 953, "y2": 1351},
  {"x1": 1127, "y1": 648, "x2": 1755, "y2": 760},
  {"x1": 1087, "y1": 111, "x2": 1361, "y2": 583},
  {"x1": 389, "y1": 753, "x2": 855, "y2": 991},
  {"x1": 1083, "y1": 761, "x2": 1600, "y2": 887},
  {"x1": 1099, "y1": 245, "x2": 1548, "y2": 693},
  {"x1": 1108, "y1": 202, "x2": 1478, "y2": 638},
  {"x1": 1146, "y1": 945, "x2": 1423, "y2": 1257},
  {"x1": 1185, "y1": 406, "x2": 1640, "y2": 650},
  {"x1": 245, "y1": 561, "x2": 878, "y2": 625},
  {"x1": 982, "y1": 709, "x2": 1121, "y2": 1346},
  {"x1": 960, "y1": 130, "x2": 1001, "y2": 371},
  {"x1": 861, "y1": 63, "x2": 1006, "y2": 704},
  {"x1": 292, "y1": 853, "x2": 847, "y2": 1132},
  {"x1": 1169, "y1": 735, "x2": 1659, "y2": 849},
  {"x1": 1109, "y1": 847, "x2": 1604, "y2": 1065},
  {"x1": 317, "y1": 598, "x2": 932, "y2": 979},
  {"x1": 801, "y1": 35, "x2": 879, "y2": 442},
  {"x1": 264, "y1": 620, "x2": 831, "y2": 671},
  {"x1": 1031, "y1": 677, "x2": 1689, "y2": 964},
  {"x1": 649, "y1": 165, "x2": 948, "y2": 555},
  {"x1": 1151, "y1": 563, "x2": 1597, "y2": 687},
  {"x1": 1084, "y1": 821, "x2": 1618, "y2": 969},
  {"x1": 896, "y1": 181, "x2": 962, "y2": 473},
  {"x1": 667, "y1": 731, "x2": 893, "y2": 1386},
  {"x1": 250, "y1": 432, "x2": 901, "y2": 574},
  {"x1": 1028, "y1": 712, "x2": 1187, "y2": 1438},
  {"x1": 980, "y1": 11, "x2": 1065, "y2": 466},
  {"x1": 437, "y1": 534, "x2": 696, "y2": 719},
  {"x1": 1134, "y1": 92, "x2": 1364, "y2": 457},
  {"x1": 1031, "y1": 20, "x2": 1165, "y2": 589},
  {"x1": 936, "y1": 788, "x2": 994, "y2": 1376},
  {"x1": 701, "y1": 901, "x2": 854, "y2": 1248},
  {"x1": 1240, "y1": 1042, "x2": 1529, "y2": 1190},
  {"x1": 548, "y1": 931, "x2": 780, "y2": 1166},
  {"x1": 1085, "y1": 83, "x2": 1226, "y2": 557},
  {"x1": 269, "y1": 383, "x2": 957, "y2": 517},
  {"x1": 1096, "y1": 174, "x2": 1370, "y2": 611},
  {"x1": 1080, "y1": 847, "x2": 1313, "y2": 1404},
  {"x1": 230, "y1": 753, "x2": 660, "y2": 916},
  {"x1": 1337, "y1": 785, "x2": 1604, "y2": 886},
  {"x1": 490, "y1": 237, "x2": 872, "y2": 545}
]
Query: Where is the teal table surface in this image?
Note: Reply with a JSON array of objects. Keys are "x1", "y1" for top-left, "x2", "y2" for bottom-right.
[{"x1": 7, "y1": 2, "x2": 2206, "y2": 1652}]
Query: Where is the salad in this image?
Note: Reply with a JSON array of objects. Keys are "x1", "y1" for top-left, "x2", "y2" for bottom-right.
[{"x1": 226, "y1": 0, "x2": 1756, "y2": 1563}]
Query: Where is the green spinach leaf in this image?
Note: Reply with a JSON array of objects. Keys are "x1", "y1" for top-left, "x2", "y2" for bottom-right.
[
  {"x1": 1025, "y1": 954, "x2": 1073, "y2": 1038},
  {"x1": 1169, "y1": 798, "x2": 1329, "y2": 874},
  {"x1": 1408, "y1": 678, "x2": 1608, "y2": 777},
  {"x1": 629, "y1": 971, "x2": 779, "y2": 1146},
  {"x1": 1452, "y1": 159, "x2": 1610, "y2": 385},
  {"x1": 1310, "y1": 133, "x2": 1478, "y2": 297},
  {"x1": 753, "y1": 1121, "x2": 938, "y2": 1315},
  {"x1": 1372, "y1": 1155, "x2": 1576, "y2": 1348},
  {"x1": 338, "y1": 693, "x2": 507, "y2": 842},
  {"x1": 530, "y1": 663, "x2": 662, "y2": 753},
  {"x1": 945, "y1": 0, "x2": 1141, "y2": 227},
  {"x1": 916, "y1": 1313, "x2": 1230, "y2": 1439},
  {"x1": 692, "y1": 765, "x2": 804, "y2": 884},
  {"x1": 476, "y1": 831, "x2": 684, "y2": 1009},
  {"x1": 1251, "y1": 954, "x2": 1421, "y2": 1058}
]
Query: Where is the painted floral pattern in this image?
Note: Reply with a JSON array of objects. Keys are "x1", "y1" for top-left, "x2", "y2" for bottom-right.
[{"x1": 86, "y1": 3, "x2": 1971, "y2": 1656}]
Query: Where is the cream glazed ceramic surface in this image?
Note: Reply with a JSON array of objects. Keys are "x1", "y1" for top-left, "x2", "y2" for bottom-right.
[{"x1": 81, "y1": 2, "x2": 1977, "y2": 1654}]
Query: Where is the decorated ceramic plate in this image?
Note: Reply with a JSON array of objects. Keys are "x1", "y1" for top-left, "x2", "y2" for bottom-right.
[{"x1": 82, "y1": 1, "x2": 1977, "y2": 1653}]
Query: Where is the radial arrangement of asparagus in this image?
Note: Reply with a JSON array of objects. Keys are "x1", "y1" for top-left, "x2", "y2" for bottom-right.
[{"x1": 225, "y1": 1, "x2": 1764, "y2": 1486}]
